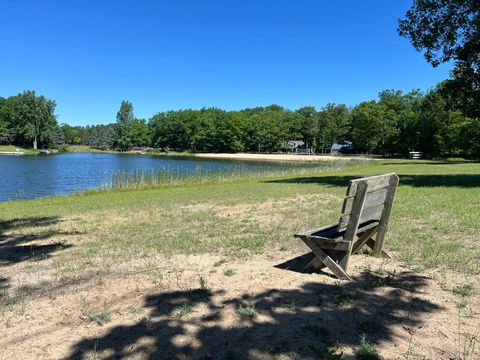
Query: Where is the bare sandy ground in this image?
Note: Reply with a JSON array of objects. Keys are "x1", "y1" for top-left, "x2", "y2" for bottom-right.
[
  {"x1": 1, "y1": 251, "x2": 478, "y2": 360},
  {"x1": 194, "y1": 153, "x2": 371, "y2": 162}
]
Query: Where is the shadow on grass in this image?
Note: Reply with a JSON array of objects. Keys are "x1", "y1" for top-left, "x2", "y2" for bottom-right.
[
  {"x1": 380, "y1": 160, "x2": 472, "y2": 166},
  {"x1": 0, "y1": 216, "x2": 74, "y2": 265},
  {"x1": 68, "y1": 271, "x2": 440, "y2": 359},
  {"x1": 265, "y1": 174, "x2": 480, "y2": 188},
  {"x1": 0, "y1": 276, "x2": 8, "y2": 299}
]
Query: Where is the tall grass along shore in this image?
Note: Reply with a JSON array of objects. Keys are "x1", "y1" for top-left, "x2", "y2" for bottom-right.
[{"x1": 106, "y1": 159, "x2": 364, "y2": 191}]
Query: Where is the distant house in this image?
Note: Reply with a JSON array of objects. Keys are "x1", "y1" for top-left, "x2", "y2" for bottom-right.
[
  {"x1": 330, "y1": 141, "x2": 353, "y2": 154},
  {"x1": 282, "y1": 140, "x2": 312, "y2": 153},
  {"x1": 287, "y1": 140, "x2": 305, "y2": 150},
  {"x1": 330, "y1": 143, "x2": 344, "y2": 154}
]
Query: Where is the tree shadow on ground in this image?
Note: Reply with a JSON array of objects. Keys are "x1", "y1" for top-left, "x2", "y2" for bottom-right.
[
  {"x1": 0, "y1": 276, "x2": 8, "y2": 299},
  {"x1": 0, "y1": 216, "x2": 74, "y2": 265},
  {"x1": 265, "y1": 174, "x2": 480, "y2": 188},
  {"x1": 380, "y1": 160, "x2": 472, "y2": 166},
  {"x1": 68, "y1": 270, "x2": 440, "y2": 359},
  {"x1": 0, "y1": 216, "x2": 60, "y2": 232}
]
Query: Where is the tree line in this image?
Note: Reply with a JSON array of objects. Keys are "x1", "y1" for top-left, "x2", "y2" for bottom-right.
[
  {"x1": 148, "y1": 83, "x2": 478, "y2": 158},
  {"x1": 1, "y1": 83, "x2": 479, "y2": 159},
  {"x1": 64, "y1": 83, "x2": 480, "y2": 159}
]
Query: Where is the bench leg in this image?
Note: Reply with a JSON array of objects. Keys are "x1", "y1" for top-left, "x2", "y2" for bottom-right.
[
  {"x1": 338, "y1": 241, "x2": 353, "y2": 273},
  {"x1": 366, "y1": 238, "x2": 392, "y2": 259},
  {"x1": 302, "y1": 238, "x2": 352, "y2": 281},
  {"x1": 352, "y1": 227, "x2": 378, "y2": 254}
]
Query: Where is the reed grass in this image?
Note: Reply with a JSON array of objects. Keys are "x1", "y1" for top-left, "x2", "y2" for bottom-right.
[{"x1": 106, "y1": 160, "x2": 365, "y2": 191}]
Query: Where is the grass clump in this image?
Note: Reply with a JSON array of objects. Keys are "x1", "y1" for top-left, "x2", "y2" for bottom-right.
[
  {"x1": 452, "y1": 284, "x2": 475, "y2": 297},
  {"x1": 130, "y1": 306, "x2": 143, "y2": 315},
  {"x1": 308, "y1": 345, "x2": 343, "y2": 360},
  {"x1": 442, "y1": 283, "x2": 475, "y2": 297},
  {"x1": 84, "y1": 303, "x2": 111, "y2": 326},
  {"x1": 335, "y1": 290, "x2": 357, "y2": 306},
  {"x1": 357, "y1": 334, "x2": 381, "y2": 360},
  {"x1": 223, "y1": 269, "x2": 236, "y2": 277},
  {"x1": 213, "y1": 259, "x2": 226, "y2": 267},
  {"x1": 285, "y1": 298, "x2": 297, "y2": 312},
  {"x1": 236, "y1": 303, "x2": 255, "y2": 320},
  {"x1": 303, "y1": 321, "x2": 343, "y2": 359},
  {"x1": 175, "y1": 303, "x2": 192, "y2": 318}
]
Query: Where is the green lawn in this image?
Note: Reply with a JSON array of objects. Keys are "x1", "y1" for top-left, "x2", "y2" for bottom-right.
[
  {"x1": 0, "y1": 145, "x2": 37, "y2": 155},
  {"x1": 1, "y1": 159, "x2": 479, "y2": 301}
]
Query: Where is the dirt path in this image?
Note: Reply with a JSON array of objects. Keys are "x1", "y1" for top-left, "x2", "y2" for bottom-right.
[{"x1": 1, "y1": 252, "x2": 478, "y2": 360}]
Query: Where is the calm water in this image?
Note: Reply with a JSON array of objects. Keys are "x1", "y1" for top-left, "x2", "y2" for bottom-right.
[{"x1": 0, "y1": 152, "x2": 312, "y2": 201}]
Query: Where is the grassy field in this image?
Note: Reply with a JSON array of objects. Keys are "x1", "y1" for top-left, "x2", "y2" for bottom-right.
[
  {"x1": 1, "y1": 158, "x2": 479, "y2": 359},
  {"x1": 1, "y1": 159, "x2": 479, "y2": 274},
  {"x1": 0, "y1": 145, "x2": 37, "y2": 155}
]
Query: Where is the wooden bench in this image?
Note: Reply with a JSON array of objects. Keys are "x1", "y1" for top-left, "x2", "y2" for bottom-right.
[{"x1": 294, "y1": 173, "x2": 399, "y2": 281}]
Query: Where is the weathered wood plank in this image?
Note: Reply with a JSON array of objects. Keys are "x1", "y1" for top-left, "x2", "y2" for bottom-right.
[
  {"x1": 296, "y1": 221, "x2": 378, "y2": 242},
  {"x1": 300, "y1": 237, "x2": 351, "y2": 251},
  {"x1": 352, "y1": 226, "x2": 378, "y2": 254},
  {"x1": 339, "y1": 181, "x2": 368, "y2": 271},
  {"x1": 294, "y1": 223, "x2": 338, "y2": 238},
  {"x1": 346, "y1": 173, "x2": 396, "y2": 197},
  {"x1": 342, "y1": 188, "x2": 388, "y2": 215},
  {"x1": 372, "y1": 174, "x2": 399, "y2": 257},
  {"x1": 367, "y1": 238, "x2": 392, "y2": 259},
  {"x1": 337, "y1": 203, "x2": 384, "y2": 230},
  {"x1": 302, "y1": 238, "x2": 352, "y2": 280}
]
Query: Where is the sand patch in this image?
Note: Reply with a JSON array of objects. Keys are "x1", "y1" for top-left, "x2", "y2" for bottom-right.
[{"x1": 1, "y1": 251, "x2": 478, "y2": 360}]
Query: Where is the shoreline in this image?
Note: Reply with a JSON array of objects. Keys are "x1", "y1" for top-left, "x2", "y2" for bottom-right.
[
  {"x1": 66, "y1": 146, "x2": 374, "y2": 161},
  {"x1": 193, "y1": 152, "x2": 372, "y2": 162}
]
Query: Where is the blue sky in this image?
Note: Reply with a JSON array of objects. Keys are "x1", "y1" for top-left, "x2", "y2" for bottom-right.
[{"x1": 1, "y1": 0, "x2": 451, "y2": 126}]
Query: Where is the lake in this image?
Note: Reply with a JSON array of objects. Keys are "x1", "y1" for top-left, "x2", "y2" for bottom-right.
[{"x1": 0, "y1": 152, "x2": 315, "y2": 201}]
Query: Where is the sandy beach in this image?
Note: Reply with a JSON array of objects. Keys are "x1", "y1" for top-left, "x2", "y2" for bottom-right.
[{"x1": 194, "y1": 152, "x2": 371, "y2": 162}]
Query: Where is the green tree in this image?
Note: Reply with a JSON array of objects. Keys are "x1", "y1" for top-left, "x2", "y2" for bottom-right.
[
  {"x1": 116, "y1": 100, "x2": 135, "y2": 151},
  {"x1": 458, "y1": 117, "x2": 480, "y2": 158},
  {"x1": 398, "y1": 0, "x2": 479, "y2": 67},
  {"x1": 5, "y1": 90, "x2": 57, "y2": 149},
  {"x1": 0, "y1": 96, "x2": 15, "y2": 146},
  {"x1": 295, "y1": 106, "x2": 316, "y2": 149},
  {"x1": 149, "y1": 110, "x2": 194, "y2": 151},
  {"x1": 417, "y1": 90, "x2": 466, "y2": 157},
  {"x1": 390, "y1": 90, "x2": 424, "y2": 156},
  {"x1": 61, "y1": 123, "x2": 81, "y2": 145},
  {"x1": 351, "y1": 101, "x2": 397, "y2": 156},
  {"x1": 131, "y1": 119, "x2": 150, "y2": 147},
  {"x1": 398, "y1": 0, "x2": 480, "y2": 119},
  {"x1": 313, "y1": 103, "x2": 350, "y2": 153},
  {"x1": 54, "y1": 125, "x2": 65, "y2": 147}
]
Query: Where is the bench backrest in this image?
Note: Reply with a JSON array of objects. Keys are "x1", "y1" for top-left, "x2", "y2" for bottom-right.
[{"x1": 337, "y1": 174, "x2": 399, "y2": 240}]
